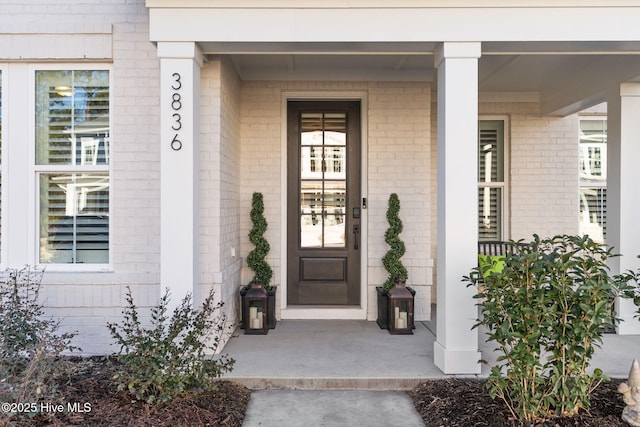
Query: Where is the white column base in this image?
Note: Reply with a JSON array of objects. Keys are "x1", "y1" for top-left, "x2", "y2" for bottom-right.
[
  {"x1": 434, "y1": 341, "x2": 481, "y2": 375},
  {"x1": 617, "y1": 298, "x2": 640, "y2": 335}
]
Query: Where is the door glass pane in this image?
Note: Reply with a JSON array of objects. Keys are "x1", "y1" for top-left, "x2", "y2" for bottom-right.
[
  {"x1": 300, "y1": 180, "x2": 323, "y2": 215},
  {"x1": 300, "y1": 146, "x2": 323, "y2": 179},
  {"x1": 324, "y1": 113, "x2": 347, "y2": 146},
  {"x1": 299, "y1": 112, "x2": 347, "y2": 248},
  {"x1": 324, "y1": 181, "x2": 346, "y2": 212},
  {"x1": 324, "y1": 147, "x2": 346, "y2": 179},
  {"x1": 301, "y1": 113, "x2": 323, "y2": 145}
]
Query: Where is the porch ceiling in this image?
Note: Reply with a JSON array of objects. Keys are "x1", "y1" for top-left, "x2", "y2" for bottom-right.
[{"x1": 208, "y1": 41, "x2": 640, "y2": 116}]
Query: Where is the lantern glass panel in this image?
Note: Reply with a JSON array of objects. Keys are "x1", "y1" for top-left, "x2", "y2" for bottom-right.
[
  {"x1": 244, "y1": 285, "x2": 268, "y2": 334},
  {"x1": 392, "y1": 300, "x2": 410, "y2": 330},
  {"x1": 248, "y1": 301, "x2": 265, "y2": 330}
]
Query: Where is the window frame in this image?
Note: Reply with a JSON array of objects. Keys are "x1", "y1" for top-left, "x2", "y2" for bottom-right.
[
  {"x1": 30, "y1": 64, "x2": 113, "y2": 272},
  {"x1": 478, "y1": 115, "x2": 510, "y2": 241},
  {"x1": 0, "y1": 64, "x2": 5, "y2": 269},
  {"x1": 578, "y1": 115, "x2": 607, "y2": 244}
]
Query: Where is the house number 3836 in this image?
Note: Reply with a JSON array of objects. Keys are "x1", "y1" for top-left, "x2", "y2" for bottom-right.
[{"x1": 170, "y1": 72, "x2": 183, "y2": 151}]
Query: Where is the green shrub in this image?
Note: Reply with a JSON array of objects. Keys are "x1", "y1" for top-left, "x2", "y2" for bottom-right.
[
  {"x1": 467, "y1": 235, "x2": 633, "y2": 423},
  {"x1": 381, "y1": 193, "x2": 408, "y2": 292},
  {"x1": 0, "y1": 267, "x2": 77, "y2": 419},
  {"x1": 106, "y1": 287, "x2": 234, "y2": 404},
  {"x1": 246, "y1": 192, "x2": 273, "y2": 289}
]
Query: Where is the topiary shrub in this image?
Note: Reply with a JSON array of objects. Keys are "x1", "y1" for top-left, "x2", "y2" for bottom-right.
[
  {"x1": 381, "y1": 193, "x2": 408, "y2": 292},
  {"x1": 246, "y1": 192, "x2": 273, "y2": 290},
  {"x1": 467, "y1": 234, "x2": 634, "y2": 424}
]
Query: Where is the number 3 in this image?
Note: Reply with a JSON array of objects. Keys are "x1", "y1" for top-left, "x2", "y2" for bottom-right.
[{"x1": 171, "y1": 73, "x2": 181, "y2": 90}]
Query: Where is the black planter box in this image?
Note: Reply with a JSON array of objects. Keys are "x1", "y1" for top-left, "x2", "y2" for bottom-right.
[
  {"x1": 376, "y1": 286, "x2": 416, "y2": 330},
  {"x1": 240, "y1": 286, "x2": 277, "y2": 330}
]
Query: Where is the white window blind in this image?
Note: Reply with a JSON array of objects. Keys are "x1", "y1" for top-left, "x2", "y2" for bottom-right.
[
  {"x1": 35, "y1": 70, "x2": 109, "y2": 264},
  {"x1": 478, "y1": 120, "x2": 505, "y2": 241}
]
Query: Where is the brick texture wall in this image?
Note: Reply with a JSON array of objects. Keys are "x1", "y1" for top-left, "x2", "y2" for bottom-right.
[
  {"x1": 479, "y1": 102, "x2": 580, "y2": 240},
  {"x1": 239, "y1": 81, "x2": 434, "y2": 321},
  {"x1": 1, "y1": 0, "x2": 163, "y2": 354},
  {"x1": 1, "y1": 1, "x2": 584, "y2": 351}
]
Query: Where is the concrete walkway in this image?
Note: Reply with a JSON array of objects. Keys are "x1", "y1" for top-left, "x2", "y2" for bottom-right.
[
  {"x1": 221, "y1": 320, "x2": 640, "y2": 426},
  {"x1": 242, "y1": 390, "x2": 425, "y2": 427}
]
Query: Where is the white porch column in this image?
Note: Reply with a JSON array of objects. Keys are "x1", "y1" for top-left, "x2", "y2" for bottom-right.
[
  {"x1": 157, "y1": 42, "x2": 202, "y2": 307},
  {"x1": 434, "y1": 42, "x2": 482, "y2": 374},
  {"x1": 607, "y1": 83, "x2": 640, "y2": 335}
]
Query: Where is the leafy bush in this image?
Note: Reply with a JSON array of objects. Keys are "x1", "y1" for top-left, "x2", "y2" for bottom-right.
[
  {"x1": 106, "y1": 287, "x2": 234, "y2": 404},
  {"x1": 382, "y1": 193, "x2": 408, "y2": 292},
  {"x1": 467, "y1": 235, "x2": 633, "y2": 423},
  {"x1": 0, "y1": 266, "x2": 77, "y2": 416},
  {"x1": 246, "y1": 192, "x2": 273, "y2": 289}
]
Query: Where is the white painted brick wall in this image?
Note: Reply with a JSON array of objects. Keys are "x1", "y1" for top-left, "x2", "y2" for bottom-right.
[
  {"x1": 239, "y1": 82, "x2": 284, "y2": 290},
  {"x1": 1, "y1": 1, "x2": 585, "y2": 353},
  {"x1": 479, "y1": 102, "x2": 580, "y2": 240},
  {"x1": 367, "y1": 83, "x2": 432, "y2": 321},
  {"x1": 199, "y1": 56, "x2": 243, "y2": 333},
  {"x1": 1, "y1": 0, "x2": 164, "y2": 354},
  {"x1": 239, "y1": 81, "x2": 434, "y2": 322}
]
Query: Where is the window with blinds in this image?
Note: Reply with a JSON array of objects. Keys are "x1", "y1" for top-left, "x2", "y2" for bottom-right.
[
  {"x1": 478, "y1": 120, "x2": 505, "y2": 241},
  {"x1": 579, "y1": 118, "x2": 607, "y2": 243},
  {"x1": 35, "y1": 70, "x2": 109, "y2": 264}
]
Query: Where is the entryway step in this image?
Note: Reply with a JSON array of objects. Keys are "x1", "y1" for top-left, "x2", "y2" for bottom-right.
[{"x1": 224, "y1": 377, "x2": 428, "y2": 391}]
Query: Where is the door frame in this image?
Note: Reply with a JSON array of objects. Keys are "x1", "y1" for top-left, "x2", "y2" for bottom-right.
[{"x1": 280, "y1": 91, "x2": 368, "y2": 320}]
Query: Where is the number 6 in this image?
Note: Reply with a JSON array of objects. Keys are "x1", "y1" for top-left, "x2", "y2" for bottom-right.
[{"x1": 171, "y1": 134, "x2": 182, "y2": 151}]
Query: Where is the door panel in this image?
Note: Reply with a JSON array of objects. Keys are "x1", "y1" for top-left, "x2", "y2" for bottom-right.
[{"x1": 287, "y1": 101, "x2": 361, "y2": 305}]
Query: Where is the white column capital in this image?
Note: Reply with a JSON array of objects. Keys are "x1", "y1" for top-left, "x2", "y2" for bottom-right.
[
  {"x1": 157, "y1": 41, "x2": 204, "y2": 68},
  {"x1": 435, "y1": 42, "x2": 481, "y2": 68},
  {"x1": 620, "y1": 82, "x2": 640, "y2": 97}
]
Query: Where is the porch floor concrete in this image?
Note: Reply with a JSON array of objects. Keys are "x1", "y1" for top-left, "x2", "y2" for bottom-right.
[{"x1": 220, "y1": 319, "x2": 640, "y2": 390}]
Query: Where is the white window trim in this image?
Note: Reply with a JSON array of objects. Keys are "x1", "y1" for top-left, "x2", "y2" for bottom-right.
[
  {"x1": 0, "y1": 64, "x2": 6, "y2": 269},
  {"x1": 29, "y1": 64, "x2": 114, "y2": 272},
  {"x1": 478, "y1": 115, "x2": 510, "y2": 240}
]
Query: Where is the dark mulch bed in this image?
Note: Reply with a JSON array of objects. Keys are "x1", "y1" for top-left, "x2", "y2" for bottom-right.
[
  {"x1": 409, "y1": 378, "x2": 627, "y2": 427},
  {"x1": 3, "y1": 357, "x2": 630, "y2": 427},
  {"x1": 1, "y1": 357, "x2": 250, "y2": 427}
]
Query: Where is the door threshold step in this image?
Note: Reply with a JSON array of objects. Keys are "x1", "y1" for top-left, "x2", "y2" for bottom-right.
[{"x1": 220, "y1": 376, "x2": 434, "y2": 391}]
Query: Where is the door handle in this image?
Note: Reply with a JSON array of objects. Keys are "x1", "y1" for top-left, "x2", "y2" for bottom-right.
[{"x1": 353, "y1": 224, "x2": 360, "y2": 250}]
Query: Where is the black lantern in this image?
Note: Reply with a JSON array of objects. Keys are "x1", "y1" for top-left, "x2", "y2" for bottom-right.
[
  {"x1": 243, "y1": 279, "x2": 269, "y2": 335},
  {"x1": 388, "y1": 280, "x2": 414, "y2": 335}
]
